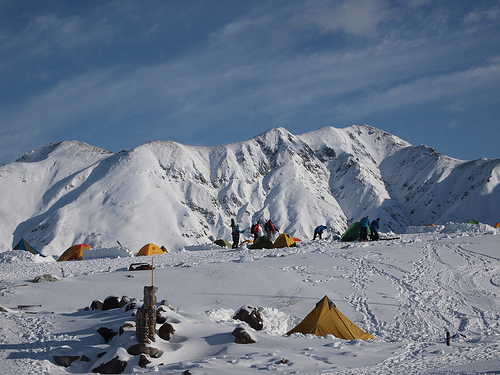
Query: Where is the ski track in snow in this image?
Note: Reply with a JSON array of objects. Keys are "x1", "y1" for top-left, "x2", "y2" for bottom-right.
[{"x1": 283, "y1": 236, "x2": 500, "y2": 374}]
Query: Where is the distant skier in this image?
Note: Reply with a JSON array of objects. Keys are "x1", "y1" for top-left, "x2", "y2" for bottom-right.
[
  {"x1": 313, "y1": 225, "x2": 327, "y2": 240},
  {"x1": 359, "y1": 216, "x2": 371, "y2": 241},
  {"x1": 370, "y1": 218, "x2": 380, "y2": 241}
]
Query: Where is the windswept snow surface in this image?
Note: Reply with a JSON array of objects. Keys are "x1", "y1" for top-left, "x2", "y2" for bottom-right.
[{"x1": 0, "y1": 224, "x2": 498, "y2": 374}]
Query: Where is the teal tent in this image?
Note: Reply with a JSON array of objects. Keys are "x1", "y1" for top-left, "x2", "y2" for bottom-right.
[
  {"x1": 341, "y1": 222, "x2": 370, "y2": 242},
  {"x1": 249, "y1": 236, "x2": 274, "y2": 249},
  {"x1": 13, "y1": 238, "x2": 46, "y2": 257}
]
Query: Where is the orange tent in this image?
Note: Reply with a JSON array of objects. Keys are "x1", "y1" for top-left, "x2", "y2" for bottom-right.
[{"x1": 57, "y1": 244, "x2": 92, "y2": 261}]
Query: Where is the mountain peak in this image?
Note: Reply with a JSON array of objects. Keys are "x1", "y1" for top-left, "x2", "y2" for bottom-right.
[
  {"x1": 1, "y1": 125, "x2": 498, "y2": 255},
  {"x1": 17, "y1": 141, "x2": 112, "y2": 163}
]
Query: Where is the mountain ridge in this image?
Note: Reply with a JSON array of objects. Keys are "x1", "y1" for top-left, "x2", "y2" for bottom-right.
[{"x1": 1, "y1": 125, "x2": 498, "y2": 255}]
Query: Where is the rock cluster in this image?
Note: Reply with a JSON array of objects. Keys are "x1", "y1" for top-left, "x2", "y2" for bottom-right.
[
  {"x1": 53, "y1": 294, "x2": 177, "y2": 373},
  {"x1": 233, "y1": 305, "x2": 264, "y2": 330},
  {"x1": 54, "y1": 296, "x2": 264, "y2": 373}
]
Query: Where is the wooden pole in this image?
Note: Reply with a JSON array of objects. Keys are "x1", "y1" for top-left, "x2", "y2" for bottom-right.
[{"x1": 446, "y1": 331, "x2": 450, "y2": 346}]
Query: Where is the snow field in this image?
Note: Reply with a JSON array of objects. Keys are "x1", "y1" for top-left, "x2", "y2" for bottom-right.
[{"x1": 0, "y1": 226, "x2": 498, "y2": 374}]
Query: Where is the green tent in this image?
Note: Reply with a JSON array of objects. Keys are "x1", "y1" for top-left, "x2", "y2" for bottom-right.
[
  {"x1": 341, "y1": 222, "x2": 370, "y2": 242},
  {"x1": 249, "y1": 236, "x2": 274, "y2": 249},
  {"x1": 214, "y1": 239, "x2": 232, "y2": 248},
  {"x1": 466, "y1": 220, "x2": 480, "y2": 224},
  {"x1": 13, "y1": 238, "x2": 46, "y2": 257}
]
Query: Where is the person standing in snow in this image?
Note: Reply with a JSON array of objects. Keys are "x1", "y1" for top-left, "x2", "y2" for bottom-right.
[
  {"x1": 251, "y1": 221, "x2": 261, "y2": 241},
  {"x1": 264, "y1": 220, "x2": 278, "y2": 240},
  {"x1": 231, "y1": 219, "x2": 244, "y2": 249},
  {"x1": 370, "y1": 218, "x2": 380, "y2": 241},
  {"x1": 359, "y1": 216, "x2": 371, "y2": 241},
  {"x1": 313, "y1": 225, "x2": 327, "y2": 240}
]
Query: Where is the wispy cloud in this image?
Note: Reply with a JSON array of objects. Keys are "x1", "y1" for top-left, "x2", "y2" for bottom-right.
[
  {"x1": 297, "y1": 0, "x2": 392, "y2": 37},
  {"x1": 0, "y1": 0, "x2": 499, "y2": 162},
  {"x1": 334, "y1": 59, "x2": 500, "y2": 117}
]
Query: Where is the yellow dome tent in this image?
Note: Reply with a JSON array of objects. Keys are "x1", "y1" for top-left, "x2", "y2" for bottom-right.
[
  {"x1": 273, "y1": 233, "x2": 296, "y2": 248},
  {"x1": 57, "y1": 244, "x2": 92, "y2": 261},
  {"x1": 136, "y1": 243, "x2": 165, "y2": 256},
  {"x1": 286, "y1": 295, "x2": 374, "y2": 340}
]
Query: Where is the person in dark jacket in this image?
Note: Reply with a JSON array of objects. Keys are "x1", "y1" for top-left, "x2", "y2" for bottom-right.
[
  {"x1": 250, "y1": 221, "x2": 260, "y2": 241},
  {"x1": 231, "y1": 219, "x2": 244, "y2": 249},
  {"x1": 313, "y1": 225, "x2": 327, "y2": 240},
  {"x1": 264, "y1": 220, "x2": 278, "y2": 240},
  {"x1": 359, "y1": 216, "x2": 370, "y2": 241},
  {"x1": 370, "y1": 218, "x2": 380, "y2": 241}
]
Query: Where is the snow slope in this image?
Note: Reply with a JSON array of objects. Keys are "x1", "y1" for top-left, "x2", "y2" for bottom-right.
[
  {"x1": 0, "y1": 125, "x2": 498, "y2": 258},
  {"x1": 0, "y1": 224, "x2": 498, "y2": 374}
]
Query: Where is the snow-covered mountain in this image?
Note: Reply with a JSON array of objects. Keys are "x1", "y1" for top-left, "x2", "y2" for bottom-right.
[{"x1": 1, "y1": 125, "x2": 498, "y2": 256}]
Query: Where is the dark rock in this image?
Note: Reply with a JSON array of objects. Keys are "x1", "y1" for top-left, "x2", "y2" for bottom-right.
[
  {"x1": 156, "y1": 305, "x2": 170, "y2": 324},
  {"x1": 158, "y1": 322, "x2": 175, "y2": 341},
  {"x1": 158, "y1": 300, "x2": 174, "y2": 310},
  {"x1": 119, "y1": 296, "x2": 136, "y2": 308},
  {"x1": 125, "y1": 302, "x2": 136, "y2": 312},
  {"x1": 90, "y1": 300, "x2": 103, "y2": 310},
  {"x1": 233, "y1": 306, "x2": 263, "y2": 330},
  {"x1": 97, "y1": 327, "x2": 117, "y2": 343},
  {"x1": 53, "y1": 355, "x2": 80, "y2": 367},
  {"x1": 119, "y1": 322, "x2": 134, "y2": 336},
  {"x1": 156, "y1": 314, "x2": 166, "y2": 324},
  {"x1": 92, "y1": 356, "x2": 127, "y2": 374},
  {"x1": 231, "y1": 327, "x2": 256, "y2": 344},
  {"x1": 33, "y1": 274, "x2": 58, "y2": 283},
  {"x1": 102, "y1": 296, "x2": 120, "y2": 310},
  {"x1": 81, "y1": 355, "x2": 91, "y2": 362},
  {"x1": 96, "y1": 352, "x2": 107, "y2": 358},
  {"x1": 127, "y1": 344, "x2": 159, "y2": 358},
  {"x1": 138, "y1": 354, "x2": 150, "y2": 368}
]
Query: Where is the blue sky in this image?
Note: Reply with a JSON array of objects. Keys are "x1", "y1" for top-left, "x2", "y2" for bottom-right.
[{"x1": 1, "y1": 0, "x2": 499, "y2": 164}]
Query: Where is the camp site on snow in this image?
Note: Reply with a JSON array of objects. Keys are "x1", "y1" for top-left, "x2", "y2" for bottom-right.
[{"x1": 3, "y1": 219, "x2": 500, "y2": 374}]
